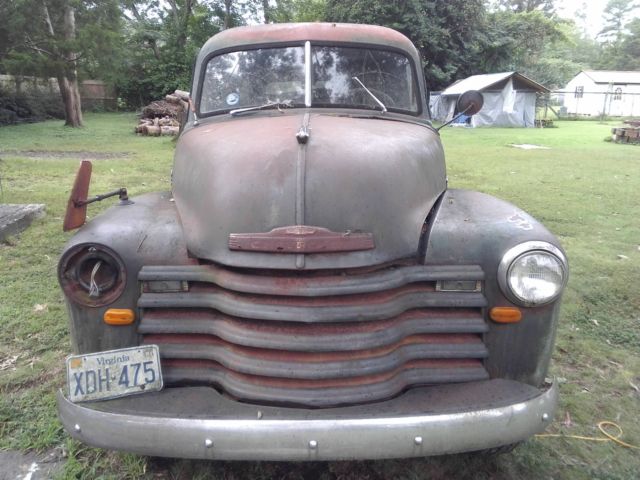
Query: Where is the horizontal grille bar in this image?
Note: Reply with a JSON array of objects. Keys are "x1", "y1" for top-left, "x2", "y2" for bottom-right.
[
  {"x1": 161, "y1": 358, "x2": 489, "y2": 407},
  {"x1": 139, "y1": 263, "x2": 484, "y2": 297},
  {"x1": 139, "y1": 308, "x2": 487, "y2": 352},
  {"x1": 143, "y1": 333, "x2": 487, "y2": 379},
  {"x1": 139, "y1": 284, "x2": 487, "y2": 323}
]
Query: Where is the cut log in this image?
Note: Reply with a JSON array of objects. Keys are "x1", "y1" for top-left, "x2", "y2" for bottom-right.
[
  {"x1": 612, "y1": 125, "x2": 640, "y2": 144},
  {"x1": 160, "y1": 126, "x2": 179, "y2": 136},
  {"x1": 174, "y1": 90, "x2": 190, "y2": 101},
  {"x1": 144, "y1": 125, "x2": 161, "y2": 136},
  {"x1": 165, "y1": 94, "x2": 181, "y2": 104},
  {"x1": 158, "y1": 116, "x2": 178, "y2": 127}
]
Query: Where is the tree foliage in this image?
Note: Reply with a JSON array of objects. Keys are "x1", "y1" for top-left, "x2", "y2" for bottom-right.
[
  {"x1": 595, "y1": 0, "x2": 639, "y2": 69},
  {"x1": 115, "y1": 0, "x2": 272, "y2": 106},
  {"x1": 0, "y1": 0, "x2": 122, "y2": 125},
  {"x1": 477, "y1": 9, "x2": 572, "y2": 88},
  {"x1": 1, "y1": 0, "x2": 639, "y2": 114},
  {"x1": 496, "y1": 0, "x2": 556, "y2": 14},
  {"x1": 617, "y1": 17, "x2": 640, "y2": 69},
  {"x1": 266, "y1": 0, "x2": 326, "y2": 22},
  {"x1": 115, "y1": 0, "x2": 219, "y2": 106},
  {"x1": 324, "y1": 0, "x2": 486, "y2": 90},
  {"x1": 598, "y1": 0, "x2": 638, "y2": 41}
]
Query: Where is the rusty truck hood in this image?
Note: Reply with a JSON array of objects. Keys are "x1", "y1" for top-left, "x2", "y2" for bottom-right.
[{"x1": 172, "y1": 112, "x2": 445, "y2": 269}]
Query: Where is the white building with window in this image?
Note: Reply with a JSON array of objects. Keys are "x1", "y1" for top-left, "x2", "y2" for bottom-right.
[{"x1": 561, "y1": 70, "x2": 640, "y2": 117}]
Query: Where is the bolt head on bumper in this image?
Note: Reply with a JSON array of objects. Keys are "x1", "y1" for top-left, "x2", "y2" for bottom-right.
[{"x1": 57, "y1": 379, "x2": 557, "y2": 461}]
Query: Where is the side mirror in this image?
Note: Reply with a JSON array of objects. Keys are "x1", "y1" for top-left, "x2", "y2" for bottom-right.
[
  {"x1": 63, "y1": 160, "x2": 132, "y2": 232},
  {"x1": 436, "y1": 90, "x2": 484, "y2": 131},
  {"x1": 456, "y1": 90, "x2": 484, "y2": 116},
  {"x1": 63, "y1": 161, "x2": 92, "y2": 231}
]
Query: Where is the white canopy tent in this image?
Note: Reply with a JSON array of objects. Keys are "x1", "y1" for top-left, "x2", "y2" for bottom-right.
[{"x1": 431, "y1": 72, "x2": 549, "y2": 127}]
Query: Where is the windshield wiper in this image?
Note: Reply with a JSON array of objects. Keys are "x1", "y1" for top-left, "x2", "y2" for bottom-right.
[
  {"x1": 352, "y1": 77, "x2": 387, "y2": 113},
  {"x1": 230, "y1": 100, "x2": 294, "y2": 116}
]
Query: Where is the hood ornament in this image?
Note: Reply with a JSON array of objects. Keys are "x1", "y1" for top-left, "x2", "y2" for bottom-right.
[{"x1": 296, "y1": 125, "x2": 310, "y2": 144}]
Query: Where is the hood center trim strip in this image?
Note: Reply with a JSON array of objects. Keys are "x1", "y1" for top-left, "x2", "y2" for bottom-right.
[{"x1": 295, "y1": 112, "x2": 311, "y2": 269}]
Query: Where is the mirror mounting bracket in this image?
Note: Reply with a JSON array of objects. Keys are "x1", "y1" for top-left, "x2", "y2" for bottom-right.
[{"x1": 74, "y1": 188, "x2": 132, "y2": 207}]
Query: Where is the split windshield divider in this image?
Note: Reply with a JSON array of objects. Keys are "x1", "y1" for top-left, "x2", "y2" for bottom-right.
[{"x1": 304, "y1": 41, "x2": 312, "y2": 107}]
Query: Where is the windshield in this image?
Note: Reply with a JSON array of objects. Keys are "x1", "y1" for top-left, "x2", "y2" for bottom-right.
[
  {"x1": 201, "y1": 47, "x2": 306, "y2": 113},
  {"x1": 199, "y1": 45, "x2": 419, "y2": 115}
]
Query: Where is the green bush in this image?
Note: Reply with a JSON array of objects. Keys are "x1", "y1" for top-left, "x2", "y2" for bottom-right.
[{"x1": 0, "y1": 87, "x2": 65, "y2": 125}]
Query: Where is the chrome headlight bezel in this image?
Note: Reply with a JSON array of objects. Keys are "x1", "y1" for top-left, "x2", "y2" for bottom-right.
[{"x1": 498, "y1": 241, "x2": 568, "y2": 307}]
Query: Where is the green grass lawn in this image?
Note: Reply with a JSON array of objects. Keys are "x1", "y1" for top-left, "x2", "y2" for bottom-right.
[{"x1": 0, "y1": 114, "x2": 638, "y2": 479}]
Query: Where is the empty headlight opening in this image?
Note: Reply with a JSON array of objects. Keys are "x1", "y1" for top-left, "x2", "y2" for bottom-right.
[{"x1": 58, "y1": 244, "x2": 127, "y2": 307}]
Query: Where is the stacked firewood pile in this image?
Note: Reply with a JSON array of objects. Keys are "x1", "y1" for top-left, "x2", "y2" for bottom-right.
[
  {"x1": 611, "y1": 120, "x2": 640, "y2": 144},
  {"x1": 535, "y1": 119, "x2": 554, "y2": 128},
  {"x1": 135, "y1": 115, "x2": 180, "y2": 136},
  {"x1": 135, "y1": 90, "x2": 190, "y2": 136}
]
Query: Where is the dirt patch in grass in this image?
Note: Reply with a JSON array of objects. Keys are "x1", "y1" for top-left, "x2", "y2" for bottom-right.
[
  {"x1": 0, "y1": 150, "x2": 130, "y2": 160},
  {"x1": 0, "y1": 359, "x2": 65, "y2": 395}
]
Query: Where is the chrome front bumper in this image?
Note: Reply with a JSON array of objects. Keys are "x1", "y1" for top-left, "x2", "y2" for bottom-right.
[{"x1": 57, "y1": 379, "x2": 557, "y2": 460}]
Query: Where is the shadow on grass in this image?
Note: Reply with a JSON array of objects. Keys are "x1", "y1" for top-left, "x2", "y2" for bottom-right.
[{"x1": 147, "y1": 454, "x2": 516, "y2": 480}]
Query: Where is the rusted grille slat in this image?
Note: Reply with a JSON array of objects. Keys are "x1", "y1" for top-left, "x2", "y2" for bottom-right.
[
  {"x1": 139, "y1": 309, "x2": 487, "y2": 352},
  {"x1": 143, "y1": 333, "x2": 487, "y2": 379},
  {"x1": 139, "y1": 263, "x2": 484, "y2": 297},
  {"x1": 139, "y1": 285, "x2": 486, "y2": 323},
  {"x1": 161, "y1": 358, "x2": 489, "y2": 407}
]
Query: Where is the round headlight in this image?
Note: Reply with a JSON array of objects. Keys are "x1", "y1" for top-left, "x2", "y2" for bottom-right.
[
  {"x1": 58, "y1": 243, "x2": 127, "y2": 307},
  {"x1": 498, "y1": 242, "x2": 568, "y2": 307}
]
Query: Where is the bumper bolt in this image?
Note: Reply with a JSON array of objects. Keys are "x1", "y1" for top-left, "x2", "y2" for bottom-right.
[
  {"x1": 309, "y1": 440, "x2": 318, "y2": 449},
  {"x1": 205, "y1": 439, "x2": 214, "y2": 448},
  {"x1": 414, "y1": 436, "x2": 423, "y2": 446}
]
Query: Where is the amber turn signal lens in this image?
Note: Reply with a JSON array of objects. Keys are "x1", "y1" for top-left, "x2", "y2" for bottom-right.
[
  {"x1": 104, "y1": 309, "x2": 135, "y2": 325},
  {"x1": 490, "y1": 307, "x2": 522, "y2": 323}
]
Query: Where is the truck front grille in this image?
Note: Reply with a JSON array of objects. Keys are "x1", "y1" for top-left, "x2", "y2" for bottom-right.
[{"x1": 138, "y1": 262, "x2": 489, "y2": 407}]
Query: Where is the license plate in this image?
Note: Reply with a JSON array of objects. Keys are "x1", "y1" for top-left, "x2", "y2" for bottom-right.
[{"x1": 66, "y1": 345, "x2": 163, "y2": 403}]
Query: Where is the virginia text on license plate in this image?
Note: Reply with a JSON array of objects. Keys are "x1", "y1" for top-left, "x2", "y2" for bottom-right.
[{"x1": 66, "y1": 345, "x2": 163, "y2": 403}]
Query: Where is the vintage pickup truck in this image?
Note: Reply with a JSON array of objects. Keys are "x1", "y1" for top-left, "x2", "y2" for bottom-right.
[{"x1": 56, "y1": 23, "x2": 567, "y2": 460}]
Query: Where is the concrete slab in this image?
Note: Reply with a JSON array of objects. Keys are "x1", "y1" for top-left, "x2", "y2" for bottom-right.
[
  {"x1": 0, "y1": 450, "x2": 64, "y2": 480},
  {"x1": 0, "y1": 204, "x2": 46, "y2": 242}
]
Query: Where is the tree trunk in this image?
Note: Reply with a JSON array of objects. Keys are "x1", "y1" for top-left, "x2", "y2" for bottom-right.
[
  {"x1": 42, "y1": 1, "x2": 83, "y2": 127},
  {"x1": 61, "y1": 5, "x2": 83, "y2": 127},
  {"x1": 224, "y1": 0, "x2": 233, "y2": 29},
  {"x1": 58, "y1": 75, "x2": 83, "y2": 127},
  {"x1": 262, "y1": 0, "x2": 271, "y2": 23}
]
